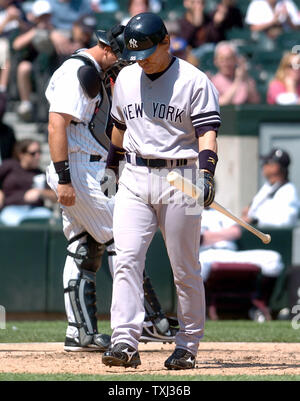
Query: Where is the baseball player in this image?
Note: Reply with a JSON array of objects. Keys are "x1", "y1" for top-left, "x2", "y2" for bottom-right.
[
  {"x1": 102, "y1": 12, "x2": 221, "y2": 369},
  {"x1": 45, "y1": 24, "x2": 178, "y2": 352}
]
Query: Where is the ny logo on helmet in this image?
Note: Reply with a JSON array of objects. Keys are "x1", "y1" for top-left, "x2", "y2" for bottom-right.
[{"x1": 128, "y1": 38, "x2": 138, "y2": 49}]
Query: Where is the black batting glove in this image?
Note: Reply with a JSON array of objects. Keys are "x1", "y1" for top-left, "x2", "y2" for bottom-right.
[
  {"x1": 196, "y1": 170, "x2": 216, "y2": 207},
  {"x1": 203, "y1": 170, "x2": 215, "y2": 207}
]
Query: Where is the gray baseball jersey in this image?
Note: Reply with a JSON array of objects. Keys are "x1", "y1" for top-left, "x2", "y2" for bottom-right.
[
  {"x1": 109, "y1": 57, "x2": 220, "y2": 355},
  {"x1": 111, "y1": 57, "x2": 220, "y2": 159}
]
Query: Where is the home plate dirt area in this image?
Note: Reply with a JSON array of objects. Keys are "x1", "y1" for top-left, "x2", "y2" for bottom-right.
[{"x1": 1, "y1": 342, "x2": 300, "y2": 376}]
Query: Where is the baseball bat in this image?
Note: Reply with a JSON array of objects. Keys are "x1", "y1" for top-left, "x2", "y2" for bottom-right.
[{"x1": 166, "y1": 171, "x2": 271, "y2": 244}]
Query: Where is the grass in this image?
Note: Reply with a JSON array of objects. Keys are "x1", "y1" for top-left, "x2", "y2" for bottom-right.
[
  {"x1": 0, "y1": 320, "x2": 299, "y2": 343},
  {"x1": 1, "y1": 373, "x2": 300, "y2": 381}
]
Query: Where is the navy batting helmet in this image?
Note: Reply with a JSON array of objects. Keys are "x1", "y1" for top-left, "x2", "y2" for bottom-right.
[{"x1": 122, "y1": 12, "x2": 168, "y2": 61}]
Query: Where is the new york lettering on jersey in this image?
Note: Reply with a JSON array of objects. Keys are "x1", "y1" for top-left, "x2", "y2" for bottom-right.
[{"x1": 122, "y1": 102, "x2": 185, "y2": 123}]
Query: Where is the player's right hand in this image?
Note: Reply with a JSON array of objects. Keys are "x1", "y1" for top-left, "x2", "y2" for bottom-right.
[{"x1": 57, "y1": 183, "x2": 76, "y2": 206}]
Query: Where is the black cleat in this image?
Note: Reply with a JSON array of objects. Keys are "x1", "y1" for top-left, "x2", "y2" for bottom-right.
[
  {"x1": 139, "y1": 325, "x2": 178, "y2": 344},
  {"x1": 64, "y1": 333, "x2": 111, "y2": 352},
  {"x1": 164, "y1": 348, "x2": 196, "y2": 370},
  {"x1": 102, "y1": 343, "x2": 141, "y2": 368}
]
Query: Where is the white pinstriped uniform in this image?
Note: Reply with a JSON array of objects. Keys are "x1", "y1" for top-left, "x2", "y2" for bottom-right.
[
  {"x1": 45, "y1": 51, "x2": 115, "y2": 339},
  {"x1": 109, "y1": 57, "x2": 221, "y2": 354}
]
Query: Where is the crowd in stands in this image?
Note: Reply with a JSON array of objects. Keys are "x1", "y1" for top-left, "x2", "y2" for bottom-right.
[{"x1": 0, "y1": 0, "x2": 298, "y2": 127}]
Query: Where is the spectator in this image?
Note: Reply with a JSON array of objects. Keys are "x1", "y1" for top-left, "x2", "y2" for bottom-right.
[
  {"x1": 0, "y1": 87, "x2": 15, "y2": 163},
  {"x1": 245, "y1": 0, "x2": 300, "y2": 40},
  {"x1": 242, "y1": 148, "x2": 300, "y2": 228},
  {"x1": 176, "y1": 0, "x2": 225, "y2": 50},
  {"x1": 47, "y1": 0, "x2": 92, "y2": 34},
  {"x1": 0, "y1": 138, "x2": 57, "y2": 226},
  {"x1": 211, "y1": 41, "x2": 260, "y2": 105},
  {"x1": 169, "y1": 35, "x2": 198, "y2": 66},
  {"x1": 50, "y1": 13, "x2": 97, "y2": 64},
  {"x1": 210, "y1": 0, "x2": 244, "y2": 41},
  {"x1": 121, "y1": 0, "x2": 150, "y2": 25},
  {"x1": 12, "y1": 0, "x2": 55, "y2": 121},
  {"x1": 200, "y1": 207, "x2": 284, "y2": 321},
  {"x1": 165, "y1": 20, "x2": 199, "y2": 66},
  {"x1": 0, "y1": 0, "x2": 30, "y2": 104},
  {"x1": 90, "y1": 0, "x2": 119, "y2": 13},
  {"x1": 267, "y1": 51, "x2": 300, "y2": 104}
]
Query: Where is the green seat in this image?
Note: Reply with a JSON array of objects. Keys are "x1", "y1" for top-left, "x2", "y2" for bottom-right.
[
  {"x1": 226, "y1": 27, "x2": 252, "y2": 42},
  {"x1": 276, "y1": 31, "x2": 300, "y2": 50},
  {"x1": 19, "y1": 217, "x2": 51, "y2": 226},
  {"x1": 95, "y1": 12, "x2": 118, "y2": 31}
]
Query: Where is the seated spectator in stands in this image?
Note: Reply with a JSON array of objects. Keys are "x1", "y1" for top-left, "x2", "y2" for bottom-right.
[
  {"x1": 121, "y1": 0, "x2": 150, "y2": 25},
  {"x1": 50, "y1": 14, "x2": 97, "y2": 63},
  {"x1": 245, "y1": 0, "x2": 300, "y2": 40},
  {"x1": 90, "y1": 0, "x2": 119, "y2": 13},
  {"x1": 0, "y1": 138, "x2": 57, "y2": 226},
  {"x1": 200, "y1": 207, "x2": 284, "y2": 320},
  {"x1": 267, "y1": 51, "x2": 300, "y2": 104},
  {"x1": 242, "y1": 148, "x2": 300, "y2": 228},
  {"x1": 176, "y1": 0, "x2": 225, "y2": 50},
  {"x1": 0, "y1": 0, "x2": 30, "y2": 106},
  {"x1": 169, "y1": 35, "x2": 198, "y2": 66},
  {"x1": 165, "y1": 20, "x2": 199, "y2": 67},
  {"x1": 12, "y1": 0, "x2": 55, "y2": 121},
  {"x1": 47, "y1": 0, "x2": 92, "y2": 35},
  {"x1": 210, "y1": 0, "x2": 244, "y2": 41},
  {"x1": 211, "y1": 41, "x2": 260, "y2": 105},
  {"x1": 0, "y1": 88, "x2": 15, "y2": 163}
]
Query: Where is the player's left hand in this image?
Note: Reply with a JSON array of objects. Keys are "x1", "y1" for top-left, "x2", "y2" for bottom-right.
[
  {"x1": 100, "y1": 169, "x2": 118, "y2": 198},
  {"x1": 197, "y1": 170, "x2": 215, "y2": 207}
]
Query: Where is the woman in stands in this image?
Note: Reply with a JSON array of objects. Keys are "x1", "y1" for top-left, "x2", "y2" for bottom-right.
[
  {"x1": 267, "y1": 51, "x2": 300, "y2": 104},
  {"x1": 0, "y1": 138, "x2": 56, "y2": 225}
]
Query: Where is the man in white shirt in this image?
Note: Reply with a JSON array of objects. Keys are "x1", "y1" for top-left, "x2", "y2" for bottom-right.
[
  {"x1": 242, "y1": 148, "x2": 300, "y2": 228},
  {"x1": 200, "y1": 207, "x2": 284, "y2": 321},
  {"x1": 245, "y1": 0, "x2": 300, "y2": 38}
]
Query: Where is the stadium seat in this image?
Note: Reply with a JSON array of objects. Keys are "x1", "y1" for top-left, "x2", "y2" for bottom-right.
[
  {"x1": 204, "y1": 262, "x2": 262, "y2": 320},
  {"x1": 95, "y1": 12, "x2": 118, "y2": 31},
  {"x1": 226, "y1": 27, "x2": 253, "y2": 42},
  {"x1": 275, "y1": 31, "x2": 300, "y2": 51},
  {"x1": 19, "y1": 217, "x2": 51, "y2": 225}
]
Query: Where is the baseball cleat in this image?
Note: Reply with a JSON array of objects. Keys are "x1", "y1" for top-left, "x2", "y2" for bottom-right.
[
  {"x1": 164, "y1": 348, "x2": 196, "y2": 370},
  {"x1": 139, "y1": 325, "x2": 178, "y2": 344},
  {"x1": 102, "y1": 343, "x2": 141, "y2": 368},
  {"x1": 64, "y1": 333, "x2": 111, "y2": 352}
]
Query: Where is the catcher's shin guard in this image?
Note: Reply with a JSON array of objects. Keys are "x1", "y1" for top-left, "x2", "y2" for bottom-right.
[
  {"x1": 143, "y1": 272, "x2": 173, "y2": 335},
  {"x1": 64, "y1": 232, "x2": 106, "y2": 346}
]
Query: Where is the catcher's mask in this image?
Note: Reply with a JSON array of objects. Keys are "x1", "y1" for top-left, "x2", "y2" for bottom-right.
[
  {"x1": 96, "y1": 24, "x2": 131, "y2": 85},
  {"x1": 122, "y1": 12, "x2": 168, "y2": 61}
]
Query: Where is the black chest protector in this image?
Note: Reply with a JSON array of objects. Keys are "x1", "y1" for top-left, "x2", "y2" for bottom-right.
[{"x1": 71, "y1": 53, "x2": 112, "y2": 151}]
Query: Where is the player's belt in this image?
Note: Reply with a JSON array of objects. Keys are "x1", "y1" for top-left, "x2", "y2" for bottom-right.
[
  {"x1": 90, "y1": 155, "x2": 102, "y2": 162},
  {"x1": 126, "y1": 154, "x2": 188, "y2": 168}
]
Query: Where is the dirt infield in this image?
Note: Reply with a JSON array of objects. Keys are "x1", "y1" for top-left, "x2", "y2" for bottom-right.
[{"x1": 1, "y1": 342, "x2": 300, "y2": 376}]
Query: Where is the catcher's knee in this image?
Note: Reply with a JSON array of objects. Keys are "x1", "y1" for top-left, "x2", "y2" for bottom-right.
[{"x1": 67, "y1": 231, "x2": 106, "y2": 273}]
